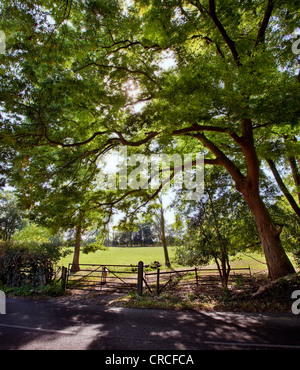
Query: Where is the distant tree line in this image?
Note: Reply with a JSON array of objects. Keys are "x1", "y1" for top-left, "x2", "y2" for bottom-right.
[{"x1": 107, "y1": 221, "x2": 176, "y2": 248}]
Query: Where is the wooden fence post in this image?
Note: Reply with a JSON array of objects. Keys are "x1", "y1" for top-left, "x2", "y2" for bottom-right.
[
  {"x1": 156, "y1": 268, "x2": 160, "y2": 296},
  {"x1": 137, "y1": 261, "x2": 144, "y2": 295},
  {"x1": 61, "y1": 266, "x2": 68, "y2": 291},
  {"x1": 195, "y1": 267, "x2": 199, "y2": 287}
]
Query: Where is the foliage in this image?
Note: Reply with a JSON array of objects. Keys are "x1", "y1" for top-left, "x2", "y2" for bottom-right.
[
  {"x1": 174, "y1": 168, "x2": 257, "y2": 262},
  {"x1": 293, "y1": 249, "x2": 300, "y2": 268},
  {"x1": 0, "y1": 191, "x2": 25, "y2": 241},
  {"x1": 0, "y1": 0, "x2": 299, "y2": 278},
  {"x1": 0, "y1": 241, "x2": 57, "y2": 287},
  {"x1": 11, "y1": 222, "x2": 69, "y2": 262},
  {"x1": 1, "y1": 281, "x2": 64, "y2": 297},
  {"x1": 81, "y1": 236, "x2": 108, "y2": 254},
  {"x1": 12, "y1": 223, "x2": 52, "y2": 246},
  {"x1": 122, "y1": 273, "x2": 300, "y2": 313},
  {"x1": 112, "y1": 222, "x2": 157, "y2": 247},
  {"x1": 252, "y1": 273, "x2": 300, "y2": 303},
  {"x1": 271, "y1": 202, "x2": 300, "y2": 253}
]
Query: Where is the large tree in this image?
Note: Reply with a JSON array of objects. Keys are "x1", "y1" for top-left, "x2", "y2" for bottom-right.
[{"x1": 1, "y1": 0, "x2": 299, "y2": 278}]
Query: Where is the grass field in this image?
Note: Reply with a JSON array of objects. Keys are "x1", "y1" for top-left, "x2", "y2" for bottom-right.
[
  {"x1": 60, "y1": 246, "x2": 177, "y2": 267},
  {"x1": 58, "y1": 246, "x2": 286, "y2": 275}
]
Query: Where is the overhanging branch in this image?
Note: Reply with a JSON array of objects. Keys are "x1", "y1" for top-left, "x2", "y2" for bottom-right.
[
  {"x1": 74, "y1": 62, "x2": 158, "y2": 85},
  {"x1": 255, "y1": 0, "x2": 275, "y2": 48},
  {"x1": 267, "y1": 158, "x2": 300, "y2": 218}
]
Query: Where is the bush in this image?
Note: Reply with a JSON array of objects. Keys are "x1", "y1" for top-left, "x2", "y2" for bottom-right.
[
  {"x1": 0, "y1": 241, "x2": 57, "y2": 287},
  {"x1": 252, "y1": 273, "x2": 300, "y2": 303},
  {"x1": 293, "y1": 249, "x2": 300, "y2": 268}
]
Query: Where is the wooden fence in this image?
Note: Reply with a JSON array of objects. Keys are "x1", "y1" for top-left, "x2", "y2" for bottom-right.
[
  {"x1": 143, "y1": 266, "x2": 252, "y2": 295},
  {"x1": 60, "y1": 261, "x2": 251, "y2": 295}
]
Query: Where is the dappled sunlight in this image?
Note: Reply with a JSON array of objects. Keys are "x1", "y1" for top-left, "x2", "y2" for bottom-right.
[
  {"x1": 1, "y1": 296, "x2": 300, "y2": 350},
  {"x1": 149, "y1": 329, "x2": 181, "y2": 339}
]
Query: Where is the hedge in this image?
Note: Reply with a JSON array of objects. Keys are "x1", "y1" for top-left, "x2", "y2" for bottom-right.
[{"x1": 0, "y1": 242, "x2": 56, "y2": 287}]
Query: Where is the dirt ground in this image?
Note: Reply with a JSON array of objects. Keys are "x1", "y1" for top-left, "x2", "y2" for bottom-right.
[{"x1": 41, "y1": 271, "x2": 299, "y2": 314}]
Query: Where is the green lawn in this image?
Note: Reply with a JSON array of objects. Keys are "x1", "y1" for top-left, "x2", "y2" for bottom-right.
[
  {"x1": 59, "y1": 246, "x2": 177, "y2": 268},
  {"x1": 59, "y1": 246, "x2": 296, "y2": 275}
]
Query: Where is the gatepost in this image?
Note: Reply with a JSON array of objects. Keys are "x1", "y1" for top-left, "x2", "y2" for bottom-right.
[
  {"x1": 137, "y1": 261, "x2": 144, "y2": 295},
  {"x1": 61, "y1": 266, "x2": 68, "y2": 291}
]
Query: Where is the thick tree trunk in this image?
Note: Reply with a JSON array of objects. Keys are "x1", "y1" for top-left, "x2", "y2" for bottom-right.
[
  {"x1": 195, "y1": 118, "x2": 294, "y2": 279},
  {"x1": 242, "y1": 186, "x2": 295, "y2": 279},
  {"x1": 71, "y1": 224, "x2": 82, "y2": 272},
  {"x1": 236, "y1": 119, "x2": 294, "y2": 279}
]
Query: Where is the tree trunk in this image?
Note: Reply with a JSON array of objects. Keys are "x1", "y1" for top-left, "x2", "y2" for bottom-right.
[
  {"x1": 242, "y1": 186, "x2": 295, "y2": 279},
  {"x1": 160, "y1": 206, "x2": 171, "y2": 267},
  {"x1": 190, "y1": 108, "x2": 294, "y2": 280},
  {"x1": 71, "y1": 224, "x2": 82, "y2": 272},
  {"x1": 215, "y1": 254, "x2": 230, "y2": 288}
]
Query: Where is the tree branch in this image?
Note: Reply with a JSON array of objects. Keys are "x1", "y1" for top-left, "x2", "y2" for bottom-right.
[
  {"x1": 74, "y1": 62, "x2": 158, "y2": 85},
  {"x1": 189, "y1": 34, "x2": 224, "y2": 58},
  {"x1": 255, "y1": 0, "x2": 275, "y2": 48},
  {"x1": 189, "y1": 0, "x2": 241, "y2": 66},
  {"x1": 44, "y1": 130, "x2": 110, "y2": 147},
  {"x1": 114, "y1": 131, "x2": 159, "y2": 146},
  {"x1": 99, "y1": 39, "x2": 162, "y2": 54},
  {"x1": 207, "y1": 0, "x2": 242, "y2": 67},
  {"x1": 193, "y1": 132, "x2": 245, "y2": 187},
  {"x1": 266, "y1": 158, "x2": 300, "y2": 218},
  {"x1": 171, "y1": 123, "x2": 227, "y2": 135},
  {"x1": 18, "y1": 102, "x2": 113, "y2": 148}
]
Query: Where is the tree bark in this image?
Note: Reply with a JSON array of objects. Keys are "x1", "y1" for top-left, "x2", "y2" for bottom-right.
[
  {"x1": 160, "y1": 205, "x2": 171, "y2": 267},
  {"x1": 71, "y1": 224, "x2": 82, "y2": 272},
  {"x1": 196, "y1": 128, "x2": 295, "y2": 279},
  {"x1": 215, "y1": 253, "x2": 231, "y2": 287},
  {"x1": 241, "y1": 185, "x2": 295, "y2": 279}
]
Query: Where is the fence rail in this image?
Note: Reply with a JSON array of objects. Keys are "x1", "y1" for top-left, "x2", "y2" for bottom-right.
[{"x1": 144, "y1": 267, "x2": 251, "y2": 295}]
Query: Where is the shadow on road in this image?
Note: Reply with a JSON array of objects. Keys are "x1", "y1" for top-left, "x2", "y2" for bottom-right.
[{"x1": 0, "y1": 294, "x2": 300, "y2": 350}]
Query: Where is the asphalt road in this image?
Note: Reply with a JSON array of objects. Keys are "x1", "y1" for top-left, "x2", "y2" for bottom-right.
[{"x1": 1, "y1": 295, "x2": 300, "y2": 352}]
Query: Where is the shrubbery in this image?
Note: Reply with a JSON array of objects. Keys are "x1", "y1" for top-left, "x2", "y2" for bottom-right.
[
  {"x1": 294, "y1": 249, "x2": 300, "y2": 269},
  {"x1": 0, "y1": 241, "x2": 60, "y2": 288}
]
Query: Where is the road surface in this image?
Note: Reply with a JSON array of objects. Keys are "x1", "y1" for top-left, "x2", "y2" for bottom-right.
[{"x1": 0, "y1": 295, "x2": 300, "y2": 351}]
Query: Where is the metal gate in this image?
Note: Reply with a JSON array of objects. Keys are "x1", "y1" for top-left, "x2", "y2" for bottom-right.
[{"x1": 66, "y1": 263, "x2": 138, "y2": 292}]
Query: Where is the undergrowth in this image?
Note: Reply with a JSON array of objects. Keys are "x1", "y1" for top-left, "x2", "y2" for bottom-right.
[{"x1": 119, "y1": 273, "x2": 300, "y2": 313}]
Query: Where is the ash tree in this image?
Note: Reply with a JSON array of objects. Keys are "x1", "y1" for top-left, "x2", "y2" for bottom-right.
[{"x1": 0, "y1": 0, "x2": 299, "y2": 279}]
